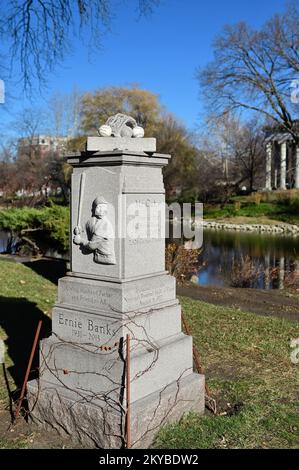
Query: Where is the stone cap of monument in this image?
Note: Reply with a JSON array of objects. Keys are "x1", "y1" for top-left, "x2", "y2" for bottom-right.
[
  {"x1": 85, "y1": 113, "x2": 156, "y2": 153},
  {"x1": 66, "y1": 150, "x2": 170, "y2": 168},
  {"x1": 86, "y1": 136, "x2": 156, "y2": 153}
]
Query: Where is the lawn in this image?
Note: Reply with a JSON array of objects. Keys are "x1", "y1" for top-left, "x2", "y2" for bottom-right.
[
  {"x1": 0, "y1": 258, "x2": 298, "y2": 448},
  {"x1": 155, "y1": 298, "x2": 299, "y2": 448},
  {"x1": 0, "y1": 258, "x2": 56, "y2": 411},
  {"x1": 204, "y1": 193, "x2": 299, "y2": 225}
]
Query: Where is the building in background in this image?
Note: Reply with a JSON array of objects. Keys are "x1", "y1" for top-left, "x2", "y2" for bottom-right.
[
  {"x1": 17, "y1": 135, "x2": 68, "y2": 157},
  {"x1": 264, "y1": 122, "x2": 299, "y2": 191}
]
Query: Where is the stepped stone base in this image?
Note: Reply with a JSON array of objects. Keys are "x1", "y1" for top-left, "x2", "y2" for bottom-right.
[
  {"x1": 27, "y1": 372, "x2": 205, "y2": 449},
  {"x1": 27, "y1": 273, "x2": 205, "y2": 448},
  {"x1": 38, "y1": 332, "x2": 193, "y2": 404}
]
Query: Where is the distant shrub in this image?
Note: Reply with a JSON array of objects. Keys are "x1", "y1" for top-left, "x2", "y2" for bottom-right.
[
  {"x1": 0, "y1": 207, "x2": 42, "y2": 232},
  {"x1": 0, "y1": 205, "x2": 69, "y2": 253},
  {"x1": 40, "y1": 206, "x2": 70, "y2": 252},
  {"x1": 230, "y1": 255, "x2": 262, "y2": 288},
  {"x1": 175, "y1": 189, "x2": 199, "y2": 204},
  {"x1": 261, "y1": 189, "x2": 299, "y2": 203},
  {"x1": 252, "y1": 193, "x2": 262, "y2": 205},
  {"x1": 224, "y1": 205, "x2": 238, "y2": 217},
  {"x1": 289, "y1": 197, "x2": 299, "y2": 214},
  {"x1": 284, "y1": 268, "x2": 299, "y2": 290},
  {"x1": 166, "y1": 243, "x2": 201, "y2": 284}
]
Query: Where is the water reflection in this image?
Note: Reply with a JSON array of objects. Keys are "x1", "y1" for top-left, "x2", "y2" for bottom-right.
[
  {"x1": 195, "y1": 229, "x2": 299, "y2": 290},
  {"x1": 0, "y1": 230, "x2": 17, "y2": 254},
  {"x1": 2, "y1": 225, "x2": 299, "y2": 290},
  {"x1": 0, "y1": 230, "x2": 66, "y2": 260}
]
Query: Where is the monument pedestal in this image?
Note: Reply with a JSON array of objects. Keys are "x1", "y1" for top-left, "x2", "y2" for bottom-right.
[
  {"x1": 27, "y1": 134, "x2": 205, "y2": 448},
  {"x1": 28, "y1": 371, "x2": 204, "y2": 449}
]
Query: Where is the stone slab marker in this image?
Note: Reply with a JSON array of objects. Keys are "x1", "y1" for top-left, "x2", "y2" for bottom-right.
[{"x1": 27, "y1": 114, "x2": 205, "y2": 448}]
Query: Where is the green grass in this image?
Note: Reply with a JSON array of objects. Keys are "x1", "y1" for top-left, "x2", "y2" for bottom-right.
[
  {"x1": 0, "y1": 259, "x2": 56, "y2": 410},
  {"x1": 155, "y1": 298, "x2": 299, "y2": 448},
  {"x1": 0, "y1": 258, "x2": 298, "y2": 448},
  {"x1": 0, "y1": 259, "x2": 57, "y2": 315},
  {"x1": 204, "y1": 198, "x2": 299, "y2": 225}
]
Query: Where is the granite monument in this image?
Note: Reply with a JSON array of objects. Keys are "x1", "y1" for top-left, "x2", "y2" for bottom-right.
[{"x1": 27, "y1": 115, "x2": 205, "y2": 448}]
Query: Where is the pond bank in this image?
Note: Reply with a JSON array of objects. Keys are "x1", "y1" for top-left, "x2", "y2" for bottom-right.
[
  {"x1": 201, "y1": 220, "x2": 299, "y2": 236},
  {"x1": 178, "y1": 283, "x2": 299, "y2": 322}
]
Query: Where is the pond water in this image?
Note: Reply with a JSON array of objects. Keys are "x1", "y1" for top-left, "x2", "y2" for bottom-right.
[
  {"x1": 1, "y1": 228, "x2": 299, "y2": 290},
  {"x1": 194, "y1": 229, "x2": 299, "y2": 289},
  {"x1": 0, "y1": 230, "x2": 18, "y2": 254},
  {"x1": 0, "y1": 230, "x2": 66, "y2": 260}
]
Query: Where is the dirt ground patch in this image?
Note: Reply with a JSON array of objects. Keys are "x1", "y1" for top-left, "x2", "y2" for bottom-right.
[
  {"x1": 0, "y1": 409, "x2": 78, "y2": 449},
  {"x1": 178, "y1": 283, "x2": 299, "y2": 322}
]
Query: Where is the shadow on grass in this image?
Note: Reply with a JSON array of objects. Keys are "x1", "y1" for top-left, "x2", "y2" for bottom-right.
[
  {"x1": 0, "y1": 297, "x2": 51, "y2": 390},
  {"x1": 23, "y1": 259, "x2": 67, "y2": 285}
]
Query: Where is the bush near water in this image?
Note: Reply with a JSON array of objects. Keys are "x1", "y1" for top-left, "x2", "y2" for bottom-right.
[{"x1": 0, "y1": 205, "x2": 69, "y2": 254}]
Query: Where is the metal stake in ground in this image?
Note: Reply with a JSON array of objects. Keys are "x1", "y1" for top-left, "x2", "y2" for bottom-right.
[
  {"x1": 15, "y1": 320, "x2": 42, "y2": 419},
  {"x1": 126, "y1": 334, "x2": 131, "y2": 448}
]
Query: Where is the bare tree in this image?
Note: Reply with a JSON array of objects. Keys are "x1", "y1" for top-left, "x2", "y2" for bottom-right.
[
  {"x1": 233, "y1": 119, "x2": 265, "y2": 192},
  {"x1": 197, "y1": 1, "x2": 299, "y2": 141},
  {"x1": 196, "y1": 114, "x2": 265, "y2": 200},
  {"x1": 0, "y1": 0, "x2": 159, "y2": 92},
  {"x1": 14, "y1": 107, "x2": 46, "y2": 142},
  {"x1": 155, "y1": 113, "x2": 198, "y2": 198},
  {"x1": 0, "y1": 143, "x2": 17, "y2": 196},
  {"x1": 11, "y1": 107, "x2": 48, "y2": 197},
  {"x1": 194, "y1": 150, "x2": 224, "y2": 203},
  {"x1": 48, "y1": 89, "x2": 81, "y2": 137}
]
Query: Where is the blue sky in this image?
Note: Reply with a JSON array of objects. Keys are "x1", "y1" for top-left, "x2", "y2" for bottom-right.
[{"x1": 0, "y1": 0, "x2": 289, "y2": 135}]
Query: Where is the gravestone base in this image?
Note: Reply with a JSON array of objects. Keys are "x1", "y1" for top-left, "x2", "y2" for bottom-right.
[
  {"x1": 27, "y1": 373, "x2": 204, "y2": 449},
  {"x1": 27, "y1": 272, "x2": 205, "y2": 448}
]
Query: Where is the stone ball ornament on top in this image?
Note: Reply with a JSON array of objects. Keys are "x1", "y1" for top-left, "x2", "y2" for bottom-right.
[
  {"x1": 98, "y1": 124, "x2": 112, "y2": 137},
  {"x1": 132, "y1": 126, "x2": 144, "y2": 138},
  {"x1": 88, "y1": 113, "x2": 155, "y2": 152},
  {"x1": 98, "y1": 113, "x2": 144, "y2": 139}
]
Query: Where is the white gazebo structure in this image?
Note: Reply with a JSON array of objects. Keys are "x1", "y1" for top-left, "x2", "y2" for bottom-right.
[{"x1": 264, "y1": 130, "x2": 299, "y2": 191}]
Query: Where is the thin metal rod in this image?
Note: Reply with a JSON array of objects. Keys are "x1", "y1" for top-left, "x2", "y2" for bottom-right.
[
  {"x1": 126, "y1": 333, "x2": 131, "y2": 449},
  {"x1": 15, "y1": 320, "x2": 42, "y2": 419}
]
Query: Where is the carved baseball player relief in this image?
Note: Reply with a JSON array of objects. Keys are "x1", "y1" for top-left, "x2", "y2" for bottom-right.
[{"x1": 73, "y1": 173, "x2": 116, "y2": 265}]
